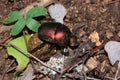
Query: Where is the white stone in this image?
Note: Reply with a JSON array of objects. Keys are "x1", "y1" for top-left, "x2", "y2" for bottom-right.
[
  {"x1": 48, "y1": 4, "x2": 67, "y2": 24},
  {"x1": 104, "y1": 41, "x2": 120, "y2": 65}
]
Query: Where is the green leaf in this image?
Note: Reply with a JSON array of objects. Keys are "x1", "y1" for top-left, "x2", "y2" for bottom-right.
[
  {"x1": 26, "y1": 18, "x2": 40, "y2": 32},
  {"x1": 3, "y1": 11, "x2": 23, "y2": 24},
  {"x1": 13, "y1": 72, "x2": 19, "y2": 80},
  {"x1": 27, "y1": 7, "x2": 47, "y2": 18},
  {"x1": 11, "y1": 18, "x2": 26, "y2": 36},
  {"x1": 7, "y1": 35, "x2": 30, "y2": 72}
]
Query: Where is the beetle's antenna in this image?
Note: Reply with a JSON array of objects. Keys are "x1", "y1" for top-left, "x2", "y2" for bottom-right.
[{"x1": 29, "y1": 43, "x2": 46, "y2": 53}]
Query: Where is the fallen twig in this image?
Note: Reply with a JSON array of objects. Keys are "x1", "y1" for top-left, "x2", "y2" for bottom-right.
[
  {"x1": 1, "y1": 60, "x2": 15, "y2": 80},
  {"x1": 114, "y1": 61, "x2": 120, "y2": 80},
  {"x1": 0, "y1": 35, "x2": 12, "y2": 50}
]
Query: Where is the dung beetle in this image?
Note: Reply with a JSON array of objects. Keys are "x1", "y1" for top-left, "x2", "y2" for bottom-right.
[
  {"x1": 38, "y1": 22, "x2": 77, "y2": 47},
  {"x1": 29, "y1": 22, "x2": 78, "y2": 56}
]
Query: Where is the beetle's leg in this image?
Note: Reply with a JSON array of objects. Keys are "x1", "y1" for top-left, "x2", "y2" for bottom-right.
[
  {"x1": 46, "y1": 45, "x2": 55, "y2": 53},
  {"x1": 38, "y1": 45, "x2": 55, "y2": 57},
  {"x1": 29, "y1": 42, "x2": 46, "y2": 53},
  {"x1": 60, "y1": 48, "x2": 69, "y2": 56}
]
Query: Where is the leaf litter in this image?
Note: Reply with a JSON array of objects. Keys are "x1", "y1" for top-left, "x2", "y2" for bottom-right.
[{"x1": 1, "y1": 0, "x2": 120, "y2": 80}]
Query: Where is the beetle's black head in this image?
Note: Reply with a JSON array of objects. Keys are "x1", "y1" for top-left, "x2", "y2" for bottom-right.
[{"x1": 69, "y1": 35, "x2": 78, "y2": 48}]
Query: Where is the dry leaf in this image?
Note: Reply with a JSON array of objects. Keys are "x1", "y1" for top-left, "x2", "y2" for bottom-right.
[
  {"x1": 86, "y1": 57, "x2": 99, "y2": 70},
  {"x1": 117, "y1": 31, "x2": 120, "y2": 37},
  {"x1": 103, "y1": 0, "x2": 110, "y2": 4},
  {"x1": 18, "y1": 64, "x2": 35, "y2": 80},
  {"x1": 40, "y1": 0, "x2": 54, "y2": 7},
  {"x1": 100, "y1": 61, "x2": 107, "y2": 72},
  {"x1": 89, "y1": 31, "x2": 102, "y2": 46},
  {"x1": 106, "y1": 30, "x2": 113, "y2": 39}
]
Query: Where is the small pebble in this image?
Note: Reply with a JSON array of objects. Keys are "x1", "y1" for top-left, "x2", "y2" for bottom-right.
[{"x1": 104, "y1": 41, "x2": 120, "y2": 65}]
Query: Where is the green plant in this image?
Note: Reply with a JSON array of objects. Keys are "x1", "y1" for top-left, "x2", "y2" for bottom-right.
[
  {"x1": 3, "y1": 7, "x2": 46, "y2": 80},
  {"x1": 7, "y1": 35, "x2": 30, "y2": 80},
  {"x1": 3, "y1": 7, "x2": 47, "y2": 36}
]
